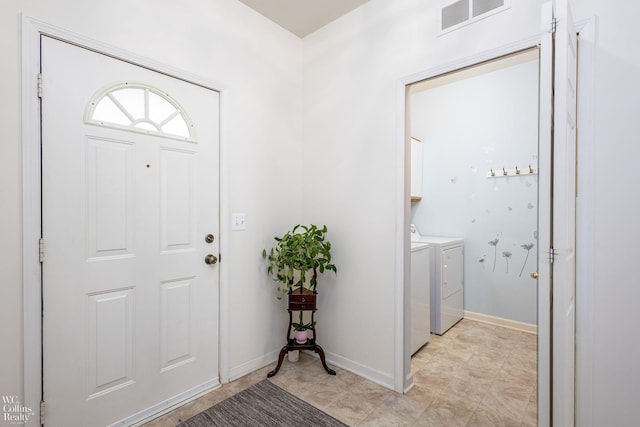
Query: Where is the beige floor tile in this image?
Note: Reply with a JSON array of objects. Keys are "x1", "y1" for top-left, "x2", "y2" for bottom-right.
[
  {"x1": 298, "y1": 381, "x2": 345, "y2": 410},
  {"x1": 405, "y1": 383, "x2": 438, "y2": 406},
  {"x1": 414, "y1": 393, "x2": 477, "y2": 427},
  {"x1": 143, "y1": 319, "x2": 537, "y2": 427},
  {"x1": 467, "y1": 403, "x2": 523, "y2": 427},
  {"x1": 376, "y1": 392, "x2": 429, "y2": 420},
  {"x1": 323, "y1": 393, "x2": 375, "y2": 426},
  {"x1": 358, "y1": 409, "x2": 419, "y2": 427},
  {"x1": 446, "y1": 376, "x2": 491, "y2": 403},
  {"x1": 480, "y1": 379, "x2": 533, "y2": 422},
  {"x1": 522, "y1": 398, "x2": 538, "y2": 427}
]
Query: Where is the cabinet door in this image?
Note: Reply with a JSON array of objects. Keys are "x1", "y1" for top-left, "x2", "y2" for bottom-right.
[{"x1": 410, "y1": 137, "x2": 423, "y2": 199}]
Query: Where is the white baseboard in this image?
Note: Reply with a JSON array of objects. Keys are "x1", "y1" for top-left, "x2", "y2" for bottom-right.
[
  {"x1": 320, "y1": 350, "x2": 395, "y2": 390},
  {"x1": 404, "y1": 372, "x2": 415, "y2": 394},
  {"x1": 464, "y1": 310, "x2": 537, "y2": 334},
  {"x1": 227, "y1": 349, "x2": 280, "y2": 382},
  {"x1": 113, "y1": 377, "x2": 220, "y2": 427},
  {"x1": 231, "y1": 346, "x2": 396, "y2": 392}
]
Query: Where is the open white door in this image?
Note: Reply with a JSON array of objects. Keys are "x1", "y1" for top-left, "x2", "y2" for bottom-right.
[{"x1": 539, "y1": 1, "x2": 578, "y2": 425}]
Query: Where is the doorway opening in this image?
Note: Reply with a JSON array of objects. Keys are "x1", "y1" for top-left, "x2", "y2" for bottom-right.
[{"x1": 405, "y1": 47, "x2": 541, "y2": 424}]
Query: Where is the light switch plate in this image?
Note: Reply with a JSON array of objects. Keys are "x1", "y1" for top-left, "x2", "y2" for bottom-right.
[{"x1": 231, "y1": 213, "x2": 246, "y2": 230}]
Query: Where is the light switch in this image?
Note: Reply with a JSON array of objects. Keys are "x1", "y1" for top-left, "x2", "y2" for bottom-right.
[{"x1": 231, "y1": 213, "x2": 246, "y2": 230}]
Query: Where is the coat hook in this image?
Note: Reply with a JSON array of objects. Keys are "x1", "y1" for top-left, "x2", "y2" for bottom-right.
[
  {"x1": 529, "y1": 164, "x2": 534, "y2": 173},
  {"x1": 502, "y1": 167, "x2": 507, "y2": 176},
  {"x1": 515, "y1": 165, "x2": 520, "y2": 175},
  {"x1": 490, "y1": 168, "x2": 495, "y2": 177}
]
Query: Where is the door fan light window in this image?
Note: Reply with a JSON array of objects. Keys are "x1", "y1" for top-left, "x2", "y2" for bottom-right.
[{"x1": 86, "y1": 83, "x2": 195, "y2": 141}]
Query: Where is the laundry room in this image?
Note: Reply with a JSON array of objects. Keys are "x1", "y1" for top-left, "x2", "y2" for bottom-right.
[{"x1": 408, "y1": 47, "x2": 540, "y2": 348}]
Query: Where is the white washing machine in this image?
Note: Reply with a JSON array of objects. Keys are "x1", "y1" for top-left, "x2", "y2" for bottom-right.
[
  {"x1": 411, "y1": 228, "x2": 464, "y2": 335},
  {"x1": 410, "y1": 242, "x2": 430, "y2": 354}
]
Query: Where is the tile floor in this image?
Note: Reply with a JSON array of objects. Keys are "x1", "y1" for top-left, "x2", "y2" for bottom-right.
[{"x1": 143, "y1": 319, "x2": 537, "y2": 426}]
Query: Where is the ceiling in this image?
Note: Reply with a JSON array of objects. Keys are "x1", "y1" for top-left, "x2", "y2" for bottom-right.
[{"x1": 238, "y1": 0, "x2": 370, "y2": 38}]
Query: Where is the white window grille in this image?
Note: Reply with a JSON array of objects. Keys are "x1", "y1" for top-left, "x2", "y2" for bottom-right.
[{"x1": 85, "y1": 83, "x2": 195, "y2": 141}]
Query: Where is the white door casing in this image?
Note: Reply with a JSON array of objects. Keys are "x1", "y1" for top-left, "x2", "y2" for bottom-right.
[{"x1": 41, "y1": 36, "x2": 220, "y2": 426}]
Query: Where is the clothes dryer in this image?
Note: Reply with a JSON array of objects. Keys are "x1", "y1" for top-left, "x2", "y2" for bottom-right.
[{"x1": 411, "y1": 233, "x2": 464, "y2": 335}]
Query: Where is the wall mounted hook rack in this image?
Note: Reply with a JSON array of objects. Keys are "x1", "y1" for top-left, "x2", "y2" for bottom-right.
[{"x1": 487, "y1": 165, "x2": 538, "y2": 178}]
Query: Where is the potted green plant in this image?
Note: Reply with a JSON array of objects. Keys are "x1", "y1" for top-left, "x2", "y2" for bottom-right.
[
  {"x1": 263, "y1": 224, "x2": 337, "y2": 298},
  {"x1": 264, "y1": 224, "x2": 339, "y2": 375}
]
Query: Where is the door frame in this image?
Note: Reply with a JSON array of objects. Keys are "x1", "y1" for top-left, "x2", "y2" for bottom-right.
[
  {"x1": 21, "y1": 16, "x2": 230, "y2": 426},
  {"x1": 394, "y1": 16, "x2": 595, "y2": 425}
]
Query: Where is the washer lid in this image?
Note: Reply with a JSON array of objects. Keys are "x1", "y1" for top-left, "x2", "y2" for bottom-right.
[
  {"x1": 411, "y1": 242, "x2": 430, "y2": 251},
  {"x1": 413, "y1": 235, "x2": 463, "y2": 246}
]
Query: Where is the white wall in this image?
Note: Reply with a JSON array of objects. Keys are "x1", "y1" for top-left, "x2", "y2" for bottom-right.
[
  {"x1": 0, "y1": 0, "x2": 303, "y2": 417},
  {"x1": 411, "y1": 58, "x2": 539, "y2": 324},
  {"x1": 301, "y1": 0, "x2": 546, "y2": 385},
  {"x1": 569, "y1": 0, "x2": 640, "y2": 424}
]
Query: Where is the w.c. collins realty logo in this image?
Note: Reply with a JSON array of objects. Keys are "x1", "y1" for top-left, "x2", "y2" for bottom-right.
[{"x1": 2, "y1": 396, "x2": 34, "y2": 425}]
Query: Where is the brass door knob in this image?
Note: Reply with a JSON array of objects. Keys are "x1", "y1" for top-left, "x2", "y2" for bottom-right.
[
  {"x1": 531, "y1": 272, "x2": 539, "y2": 279},
  {"x1": 205, "y1": 254, "x2": 218, "y2": 265}
]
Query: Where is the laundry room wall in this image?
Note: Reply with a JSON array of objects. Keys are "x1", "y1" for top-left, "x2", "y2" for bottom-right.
[{"x1": 410, "y1": 56, "x2": 540, "y2": 325}]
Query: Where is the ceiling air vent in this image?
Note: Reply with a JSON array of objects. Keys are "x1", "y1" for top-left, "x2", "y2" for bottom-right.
[
  {"x1": 473, "y1": 0, "x2": 505, "y2": 17},
  {"x1": 441, "y1": 0, "x2": 509, "y2": 33},
  {"x1": 442, "y1": 0, "x2": 469, "y2": 30}
]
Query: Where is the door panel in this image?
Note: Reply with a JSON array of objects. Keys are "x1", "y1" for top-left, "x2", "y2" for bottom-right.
[
  {"x1": 539, "y1": 1, "x2": 578, "y2": 425},
  {"x1": 552, "y1": 0, "x2": 578, "y2": 425},
  {"x1": 538, "y1": 5, "x2": 554, "y2": 425},
  {"x1": 87, "y1": 288, "x2": 135, "y2": 398},
  {"x1": 87, "y1": 138, "x2": 135, "y2": 258},
  {"x1": 162, "y1": 149, "x2": 196, "y2": 250},
  {"x1": 42, "y1": 36, "x2": 220, "y2": 426}
]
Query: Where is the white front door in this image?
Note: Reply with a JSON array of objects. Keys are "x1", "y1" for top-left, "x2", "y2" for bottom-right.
[
  {"x1": 539, "y1": 1, "x2": 578, "y2": 425},
  {"x1": 41, "y1": 36, "x2": 220, "y2": 426}
]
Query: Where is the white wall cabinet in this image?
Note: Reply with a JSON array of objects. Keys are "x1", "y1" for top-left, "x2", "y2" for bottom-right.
[{"x1": 410, "y1": 137, "x2": 422, "y2": 201}]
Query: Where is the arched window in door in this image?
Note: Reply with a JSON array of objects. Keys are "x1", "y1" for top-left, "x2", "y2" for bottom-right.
[{"x1": 85, "y1": 82, "x2": 195, "y2": 141}]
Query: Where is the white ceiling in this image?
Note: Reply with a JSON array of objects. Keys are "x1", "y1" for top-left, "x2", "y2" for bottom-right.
[{"x1": 238, "y1": 0, "x2": 370, "y2": 38}]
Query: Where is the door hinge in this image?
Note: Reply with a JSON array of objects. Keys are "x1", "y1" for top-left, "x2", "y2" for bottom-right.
[
  {"x1": 550, "y1": 18, "x2": 558, "y2": 34},
  {"x1": 40, "y1": 400, "x2": 45, "y2": 425},
  {"x1": 37, "y1": 73, "x2": 43, "y2": 98},
  {"x1": 548, "y1": 246, "x2": 556, "y2": 264},
  {"x1": 39, "y1": 238, "x2": 44, "y2": 263}
]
